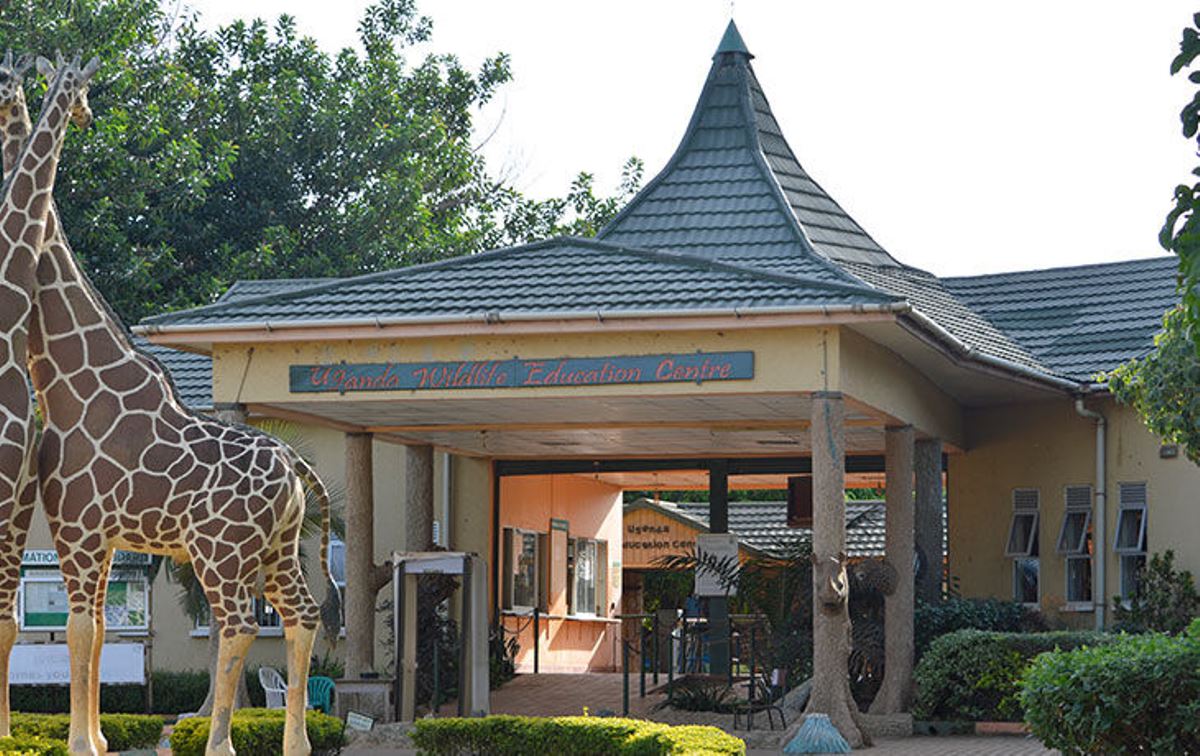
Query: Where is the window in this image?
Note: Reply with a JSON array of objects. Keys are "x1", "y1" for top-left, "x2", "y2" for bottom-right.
[
  {"x1": 328, "y1": 536, "x2": 347, "y2": 597},
  {"x1": 502, "y1": 528, "x2": 541, "y2": 612},
  {"x1": 1057, "y1": 485, "x2": 1093, "y2": 605},
  {"x1": 1006, "y1": 489, "x2": 1039, "y2": 604},
  {"x1": 569, "y1": 538, "x2": 608, "y2": 617},
  {"x1": 194, "y1": 596, "x2": 282, "y2": 632},
  {"x1": 1115, "y1": 482, "x2": 1149, "y2": 601}
]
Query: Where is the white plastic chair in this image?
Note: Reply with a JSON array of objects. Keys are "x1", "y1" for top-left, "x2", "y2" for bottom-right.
[{"x1": 258, "y1": 666, "x2": 287, "y2": 709}]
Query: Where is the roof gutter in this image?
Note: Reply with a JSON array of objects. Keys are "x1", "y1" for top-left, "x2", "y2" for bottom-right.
[
  {"x1": 897, "y1": 308, "x2": 1086, "y2": 393},
  {"x1": 133, "y1": 301, "x2": 909, "y2": 337}
]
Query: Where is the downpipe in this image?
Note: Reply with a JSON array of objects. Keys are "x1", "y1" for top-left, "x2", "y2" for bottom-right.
[{"x1": 1074, "y1": 398, "x2": 1107, "y2": 629}]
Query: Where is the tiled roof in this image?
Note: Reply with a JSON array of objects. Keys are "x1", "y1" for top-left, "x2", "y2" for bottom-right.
[
  {"x1": 132, "y1": 337, "x2": 213, "y2": 410},
  {"x1": 600, "y1": 22, "x2": 900, "y2": 272},
  {"x1": 219, "y1": 278, "x2": 334, "y2": 302},
  {"x1": 944, "y1": 257, "x2": 1179, "y2": 381},
  {"x1": 627, "y1": 498, "x2": 888, "y2": 559},
  {"x1": 139, "y1": 237, "x2": 896, "y2": 328}
]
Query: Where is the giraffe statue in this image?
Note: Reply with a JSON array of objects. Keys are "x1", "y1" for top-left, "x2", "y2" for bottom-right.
[
  {"x1": 28, "y1": 58, "x2": 339, "y2": 756},
  {"x1": 0, "y1": 49, "x2": 41, "y2": 740}
]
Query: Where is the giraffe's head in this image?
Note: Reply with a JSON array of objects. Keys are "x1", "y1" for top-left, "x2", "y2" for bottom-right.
[
  {"x1": 34, "y1": 52, "x2": 100, "y2": 130},
  {"x1": 0, "y1": 50, "x2": 34, "y2": 114}
]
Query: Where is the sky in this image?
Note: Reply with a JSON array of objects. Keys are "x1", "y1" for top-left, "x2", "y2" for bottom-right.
[{"x1": 184, "y1": 1, "x2": 1196, "y2": 276}]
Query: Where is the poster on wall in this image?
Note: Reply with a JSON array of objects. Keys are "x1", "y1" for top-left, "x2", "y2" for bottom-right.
[
  {"x1": 10, "y1": 643, "x2": 145, "y2": 685},
  {"x1": 694, "y1": 534, "x2": 739, "y2": 597},
  {"x1": 19, "y1": 568, "x2": 149, "y2": 632}
]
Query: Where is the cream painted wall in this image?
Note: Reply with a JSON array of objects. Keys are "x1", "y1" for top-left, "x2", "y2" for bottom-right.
[
  {"x1": 949, "y1": 397, "x2": 1200, "y2": 628},
  {"x1": 209, "y1": 326, "x2": 836, "y2": 406},
  {"x1": 838, "y1": 327, "x2": 963, "y2": 448}
]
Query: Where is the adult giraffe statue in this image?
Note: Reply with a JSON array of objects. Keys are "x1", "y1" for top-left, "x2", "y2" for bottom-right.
[
  {"x1": 26, "y1": 58, "x2": 338, "y2": 756},
  {"x1": 0, "y1": 50, "x2": 42, "y2": 739}
]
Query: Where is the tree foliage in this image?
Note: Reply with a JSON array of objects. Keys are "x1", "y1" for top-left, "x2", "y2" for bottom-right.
[
  {"x1": 1166, "y1": 12, "x2": 1200, "y2": 345},
  {"x1": 0, "y1": 0, "x2": 639, "y2": 323},
  {"x1": 1108, "y1": 307, "x2": 1200, "y2": 461}
]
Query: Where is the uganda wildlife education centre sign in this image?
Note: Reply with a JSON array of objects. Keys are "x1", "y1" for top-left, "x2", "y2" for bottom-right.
[{"x1": 290, "y1": 351, "x2": 754, "y2": 394}]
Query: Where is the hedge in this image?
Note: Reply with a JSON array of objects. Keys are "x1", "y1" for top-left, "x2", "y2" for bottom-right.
[
  {"x1": 914, "y1": 598, "x2": 1044, "y2": 660},
  {"x1": 1021, "y1": 619, "x2": 1200, "y2": 754},
  {"x1": 913, "y1": 629, "x2": 1111, "y2": 722},
  {"x1": 8, "y1": 670, "x2": 209, "y2": 715},
  {"x1": 0, "y1": 736, "x2": 68, "y2": 755},
  {"x1": 8, "y1": 713, "x2": 163, "y2": 751},
  {"x1": 169, "y1": 708, "x2": 345, "y2": 756},
  {"x1": 411, "y1": 716, "x2": 745, "y2": 755}
]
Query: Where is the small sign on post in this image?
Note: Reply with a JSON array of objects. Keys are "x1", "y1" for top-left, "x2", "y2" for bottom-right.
[
  {"x1": 345, "y1": 711, "x2": 375, "y2": 732},
  {"x1": 694, "y1": 534, "x2": 740, "y2": 597}
]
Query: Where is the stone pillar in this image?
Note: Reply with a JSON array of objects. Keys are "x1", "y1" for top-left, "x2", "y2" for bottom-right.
[
  {"x1": 871, "y1": 425, "x2": 915, "y2": 714},
  {"x1": 914, "y1": 439, "x2": 944, "y2": 605},
  {"x1": 405, "y1": 444, "x2": 434, "y2": 552},
  {"x1": 213, "y1": 402, "x2": 247, "y2": 425},
  {"x1": 806, "y1": 392, "x2": 865, "y2": 746},
  {"x1": 345, "y1": 432, "x2": 376, "y2": 678}
]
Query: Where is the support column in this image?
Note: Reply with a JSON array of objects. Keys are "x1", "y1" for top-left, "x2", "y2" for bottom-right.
[
  {"x1": 805, "y1": 392, "x2": 866, "y2": 746},
  {"x1": 405, "y1": 445, "x2": 435, "y2": 551},
  {"x1": 871, "y1": 426, "x2": 915, "y2": 714},
  {"x1": 914, "y1": 439, "x2": 944, "y2": 605},
  {"x1": 345, "y1": 432, "x2": 376, "y2": 678},
  {"x1": 707, "y1": 461, "x2": 730, "y2": 675}
]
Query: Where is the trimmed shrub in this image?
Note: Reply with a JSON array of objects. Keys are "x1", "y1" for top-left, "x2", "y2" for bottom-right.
[
  {"x1": 1021, "y1": 619, "x2": 1200, "y2": 754},
  {"x1": 0, "y1": 736, "x2": 68, "y2": 755},
  {"x1": 913, "y1": 629, "x2": 1110, "y2": 721},
  {"x1": 1112, "y1": 550, "x2": 1200, "y2": 634},
  {"x1": 411, "y1": 715, "x2": 745, "y2": 755},
  {"x1": 914, "y1": 598, "x2": 1044, "y2": 660},
  {"x1": 169, "y1": 708, "x2": 345, "y2": 756},
  {"x1": 8, "y1": 713, "x2": 163, "y2": 752},
  {"x1": 8, "y1": 669, "x2": 209, "y2": 715}
]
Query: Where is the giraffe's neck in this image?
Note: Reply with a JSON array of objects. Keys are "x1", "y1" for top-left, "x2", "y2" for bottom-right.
[{"x1": 0, "y1": 93, "x2": 32, "y2": 179}]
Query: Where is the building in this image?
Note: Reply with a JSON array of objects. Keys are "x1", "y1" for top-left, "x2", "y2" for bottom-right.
[{"x1": 15, "y1": 21, "x2": 1191, "y2": 686}]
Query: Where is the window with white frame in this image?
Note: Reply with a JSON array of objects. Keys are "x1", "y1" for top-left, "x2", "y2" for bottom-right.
[
  {"x1": 328, "y1": 535, "x2": 347, "y2": 597},
  {"x1": 1115, "y1": 482, "x2": 1148, "y2": 602},
  {"x1": 1057, "y1": 485, "x2": 1093, "y2": 605},
  {"x1": 1006, "y1": 489, "x2": 1040, "y2": 604},
  {"x1": 194, "y1": 596, "x2": 283, "y2": 632},
  {"x1": 502, "y1": 528, "x2": 541, "y2": 612},
  {"x1": 568, "y1": 537, "x2": 608, "y2": 617}
]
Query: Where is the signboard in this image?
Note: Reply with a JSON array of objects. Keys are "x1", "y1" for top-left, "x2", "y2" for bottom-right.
[
  {"x1": 694, "y1": 534, "x2": 740, "y2": 597},
  {"x1": 290, "y1": 351, "x2": 754, "y2": 394},
  {"x1": 623, "y1": 515, "x2": 698, "y2": 570},
  {"x1": 345, "y1": 711, "x2": 375, "y2": 731},
  {"x1": 21, "y1": 569, "x2": 149, "y2": 631},
  {"x1": 21, "y1": 550, "x2": 151, "y2": 568},
  {"x1": 10, "y1": 643, "x2": 144, "y2": 685}
]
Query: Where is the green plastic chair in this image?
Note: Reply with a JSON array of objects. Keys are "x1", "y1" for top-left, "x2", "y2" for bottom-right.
[{"x1": 308, "y1": 675, "x2": 335, "y2": 714}]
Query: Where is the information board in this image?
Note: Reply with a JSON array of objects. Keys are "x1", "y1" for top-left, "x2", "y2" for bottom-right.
[
  {"x1": 694, "y1": 534, "x2": 740, "y2": 597},
  {"x1": 10, "y1": 643, "x2": 145, "y2": 685}
]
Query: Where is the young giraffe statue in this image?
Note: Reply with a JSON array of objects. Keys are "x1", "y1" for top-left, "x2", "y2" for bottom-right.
[
  {"x1": 0, "y1": 50, "x2": 42, "y2": 739},
  {"x1": 26, "y1": 58, "x2": 338, "y2": 756}
]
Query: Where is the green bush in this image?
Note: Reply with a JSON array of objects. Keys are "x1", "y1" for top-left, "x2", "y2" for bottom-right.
[
  {"x1": 0, "y1": 736, "x2": 68, "y2": 756},
  {"x1": 7, "y1": 713, "x2": 163, "y2": 751},
  {"x1": 8, "y1": 670, "x2": 210, "y2": 715},
  {"x1": 169, "y1": 708, "x2": 345, "y2": 756},
  {"x1": 1112, "y1": 550, "x2": 1200, "y2": 634},
  {"x1": 411, "y1": 715, "x2": 745, "y2": 755},
  {"x1": 1021, "y1": 620, "x2": 1200, "y2": 754},
  {"x1": 914, "y1": 597, "x2": 1044, "y2": 660},
  {"x1": 913, "y1": 629, "x2": 1111, "y2": 722}
]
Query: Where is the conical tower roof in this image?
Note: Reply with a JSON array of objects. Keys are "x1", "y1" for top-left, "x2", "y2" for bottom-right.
[{"x1": 600, "y1": 20, "x2": 902, "y2": 270}]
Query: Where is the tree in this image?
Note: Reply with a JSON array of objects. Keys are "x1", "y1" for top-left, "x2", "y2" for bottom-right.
[
  {"x1": 1108, "y1": 308, "x2": 1200, "y2": 461},
  {"x1": 1165, "y1": 12, "x2": 1200, "y2": 350},
  {"x1": 0, "y1": 0, "x2": 640, "y2": 324},
  {"x1": 1107, "y1": 12, "x2": 1200, "y2": 456}
]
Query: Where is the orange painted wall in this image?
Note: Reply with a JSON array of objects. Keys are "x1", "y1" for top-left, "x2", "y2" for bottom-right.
[{"x1": 499, "y1": 474, "x2": 624, "y2": 672}]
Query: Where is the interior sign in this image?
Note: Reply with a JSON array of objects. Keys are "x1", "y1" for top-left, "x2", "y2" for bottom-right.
[{"x1": 290, "y1": 351, "x2": 754, "y2": 394}]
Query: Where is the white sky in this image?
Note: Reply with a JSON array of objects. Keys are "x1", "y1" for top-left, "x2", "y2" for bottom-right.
[{"x1": 185, "y1": 0, "x2": 1194, "y2": 276}]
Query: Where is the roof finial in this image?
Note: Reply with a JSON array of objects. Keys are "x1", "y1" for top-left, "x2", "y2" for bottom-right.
[{"x1": 714, "y1": 18, "x2": 753, "y2": 60}]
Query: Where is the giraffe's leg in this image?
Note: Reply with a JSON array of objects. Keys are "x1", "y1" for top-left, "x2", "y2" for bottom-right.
[
  {"x1": 88, "y1": 553, "x2": 112, "y2": 754},
  {"x1": 61, "y1": 560, "x2": 107, "y2": 756},
  {"x1": 0, "y1": 469, "x2": 35, "y2": 739},
  {"x1": 263, "y1": 529, "x2": 319, "y2": 756},
  {"x1": 202, "y1": 578, "x2": 258, "y2": 756}
]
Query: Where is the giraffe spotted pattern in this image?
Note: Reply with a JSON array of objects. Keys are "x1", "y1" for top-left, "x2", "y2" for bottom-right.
[{"x1": 21, "y1": 56, "x2": 335, "y2": 756}]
